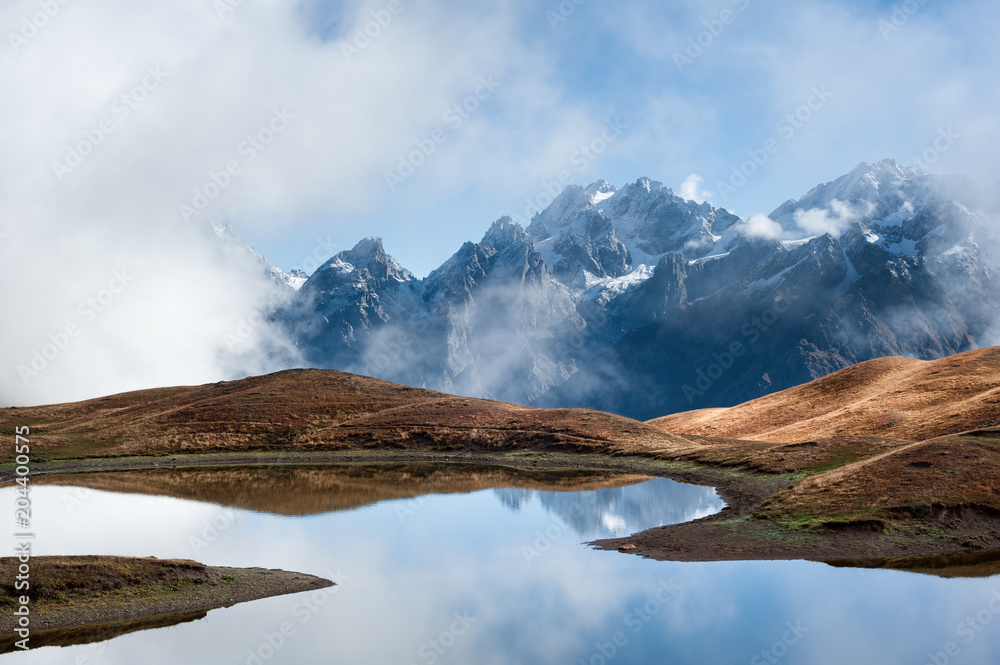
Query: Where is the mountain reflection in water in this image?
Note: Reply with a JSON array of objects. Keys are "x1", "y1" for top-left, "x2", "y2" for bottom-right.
[{"x1": 494, "y1": 478, "x2": 725, "y2": 539}]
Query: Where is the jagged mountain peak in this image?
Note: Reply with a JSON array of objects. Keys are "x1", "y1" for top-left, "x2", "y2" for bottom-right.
[
  {"x1": 204, "y1": 218, "x2": 304, "y2": 290},
  {"x1": 483, "y1": 216, "x2": 530, "y2": 248},
  {"x1": 348, "y1": 236, "x2": 386, "y2": 258},
  {"x1": 524, "y1": 176, "x2": 743, "y2": 286},
  {"x1": 606, "y1": 176, "x2": 731, "y2": 221},
  {"x1": 585, "y1": 179, "x2": 617, "y2": 204},
  {"x1": 423, "y1": 217, "x2": 544, "y2": 302},
  {"x1": 770, "y1": 159, "x2": 931, "y2": 228},
  {"x1": 835, "y1": 158, "x2": 923, "y2": 198},
  {"x1": 619, "y1": 176, "x2": 663, "y2": 196},
  {"x1": 526, "y1": 186, "x2": 593, "y2": 238},
  {"x1": 314, "y1": 236, "x2": 414, "y2": 285}
]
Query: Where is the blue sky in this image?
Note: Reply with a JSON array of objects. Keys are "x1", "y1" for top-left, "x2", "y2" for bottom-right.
[{"x1": 2, "y1": 0, "x2": 998, "y2": 404}]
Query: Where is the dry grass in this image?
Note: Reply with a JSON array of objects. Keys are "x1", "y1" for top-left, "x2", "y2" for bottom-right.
[
  {"x1": 0, "y1": 369, "x2": 703, "y2": 460},
  {"x1": 650, "y1": 347, "x2": 1000, "y2": 443},
  {"x1": 0, "y1": 556, "x2": 209, "y2": 604},
  {"x1": 649, "y1": 347, "x2": 1000, "y2": 535},
  {"x1": 758, "y1": 431, "x2": 1000, "y2": 528},
  {"x1": 677, "y1": 435, "x2": 914, "y2": 475},
  {"x1": 0, "y1": 556, "x2": 333, "y2": 646}
]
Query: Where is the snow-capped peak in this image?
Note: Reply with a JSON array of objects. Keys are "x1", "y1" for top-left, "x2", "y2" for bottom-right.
[
  {"x1": 278, "y1": 269, "x2": 309, "y2": 290},
  {"x1": 204, "y1": 218, "x2": 304, "y2": 290},
  {"x1": 349, "y1": 236, "x2": 387, "y2": 260},
  {"x1": 483, "y1": 216, "x2": 529, "y2": 248},
  {"x1": 769, "y1": 158, "x2": 937, "y2": 233},
  {"x1": 585, "y1": 179, "x2": 617, "y2": 204},
  {"x1": 313, "y1": 236, "x2": 414, "y2": 285}
]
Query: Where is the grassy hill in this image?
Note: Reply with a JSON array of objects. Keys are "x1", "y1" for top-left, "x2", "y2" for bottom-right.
[
  {"x1": 1, "y1": 368, "x2": 702, "y2": 460},
  {"x1": 649, "y1": 347, "x2": 1000, "y2": 442}
]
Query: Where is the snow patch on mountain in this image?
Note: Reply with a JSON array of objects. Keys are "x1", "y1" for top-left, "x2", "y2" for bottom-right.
[
  {"x1": 526, "y1": 177, "x2": 742, "y2": 295},
  {"x1": 584, "y1": 264, "x2": 657, "y2": 299}
]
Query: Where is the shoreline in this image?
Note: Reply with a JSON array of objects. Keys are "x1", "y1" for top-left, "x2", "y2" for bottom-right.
[
  {"x1": 0, "y1": 556, "x2": 333, "y2": 652},
  {"x1": 6, "y1": 450, "x2": 1000, "y2": 570}
]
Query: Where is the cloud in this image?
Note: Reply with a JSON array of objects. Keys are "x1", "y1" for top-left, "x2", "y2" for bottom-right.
[
  {"x1": 0, "y1": 1, "x2": 556, "y2": 229},
  {"x1": 0, "y1": 217, "x2": 301, "y2": 407},
  {"x1": 793, "y1": 199, "x2": 872, "y2": 237},
  {"x1": 737, "y1": 213, "x2": 786, "y2": 241},
  {"x1": 679, "y1": 174, "x2": 713, "y2": 204},
  {"x1": 0, "y1": 0, "x2": 608, "y2": 406}
]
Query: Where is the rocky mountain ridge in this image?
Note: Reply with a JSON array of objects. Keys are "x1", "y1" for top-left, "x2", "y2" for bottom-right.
[{"x1": 274, "y1": 160, "x2": 1000, "y2": 419}]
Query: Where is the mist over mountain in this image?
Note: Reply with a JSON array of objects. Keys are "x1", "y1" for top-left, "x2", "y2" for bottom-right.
[{"x1": 268, "y1": 160, "x2": 1000, "y2": 420}]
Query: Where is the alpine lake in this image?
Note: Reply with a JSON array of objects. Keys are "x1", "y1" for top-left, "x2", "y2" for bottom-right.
[{"x1": 2, "y1": 463, "x2": 999, "y2": 665}]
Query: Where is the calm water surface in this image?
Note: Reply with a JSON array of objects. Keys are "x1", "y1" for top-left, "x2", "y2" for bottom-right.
[{"x1": 2, "y1": 465, "x2": 999, "y2": 664}]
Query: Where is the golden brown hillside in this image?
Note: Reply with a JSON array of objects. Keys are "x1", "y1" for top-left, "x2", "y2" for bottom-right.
[
  {"x1": 649, "y1": 347, "x2": 1000, "y2": 443},
  {"x1": 756, "y1": 429, "x2": 1000, "y2": 529},
  {"x1": 0, "y1": 368, "x2": 703, "y2": 460}
]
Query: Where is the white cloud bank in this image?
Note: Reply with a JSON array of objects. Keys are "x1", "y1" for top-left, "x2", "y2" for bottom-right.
[
  {"x1": 794, "y1": 199, "x2": 874, "y2": 237},
  {"x1": 735, "y1": 199, "x2": 875, "y2": 242},
  {"x1": 738, "y1": 213, "x2": 787, "y2": 241},
  {"x1": 0, "y1": 0, "x2": 605, "y2": 406}
]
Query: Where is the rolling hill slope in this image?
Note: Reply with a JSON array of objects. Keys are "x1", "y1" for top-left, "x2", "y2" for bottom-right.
[
  {"x1": 1, "y1": 368, "x2": 702, "y2": 460},
  {"x1": 650, "y1": 347, "x2": 1000, "y2": 443}
]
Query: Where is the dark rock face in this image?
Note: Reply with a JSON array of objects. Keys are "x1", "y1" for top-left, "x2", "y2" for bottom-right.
[
  {"x1": 280, "y1": 237, "x2": 421, "y2": 366},
  {"x1": 278, "y1": 162, "x2": 1000, "y2": 418}
]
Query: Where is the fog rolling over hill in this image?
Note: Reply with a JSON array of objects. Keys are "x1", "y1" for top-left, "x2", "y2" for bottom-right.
[{"x1": 274, "y1": 160, "x2": 1000, "y2": 420}]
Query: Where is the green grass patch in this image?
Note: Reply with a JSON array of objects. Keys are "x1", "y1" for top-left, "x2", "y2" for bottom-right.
[
  {"x1": 770, "y1": 507, "x2": 886, "y2": 532},
  {"x1": 801, "y1": 450, "x2": 866, "y2": 475}
]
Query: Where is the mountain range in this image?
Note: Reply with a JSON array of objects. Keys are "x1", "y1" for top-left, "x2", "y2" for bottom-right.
[{"x1": 264, "y1": 159, "x2": 1000, "y2": 420}]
